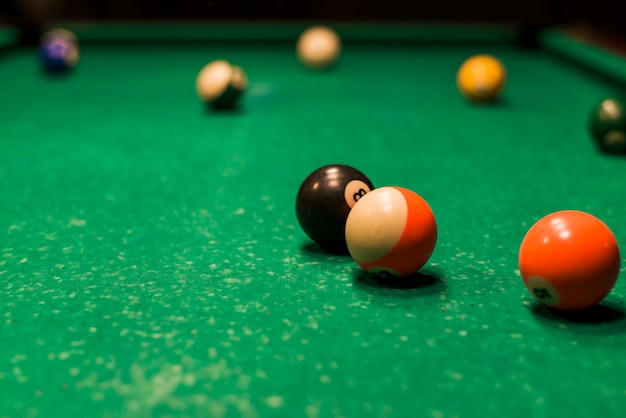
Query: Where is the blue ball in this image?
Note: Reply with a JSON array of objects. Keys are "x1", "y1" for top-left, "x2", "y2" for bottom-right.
[{"x1": 40, "y1": 38, "x2": 79, "y2": 72}]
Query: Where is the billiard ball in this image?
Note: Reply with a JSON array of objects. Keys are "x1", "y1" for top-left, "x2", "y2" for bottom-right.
[
  {"x1": 296, "y1": 164, "x2": 374, "y2": 252},
  {"x1": 518, "y1": 210, "x2": 620, "y2": 310},
  {"x1": 345, "y1": 186, "x2": 437, "y2": 277},
  {"x1": 589, "y1": 97, "x2": 626, "y2": 153},
  {"x1": 296, "y1": 26, "x2": 341, "y2": 70},
  {"x1": 456, "y1": 54, "x2": 507, "y2": 103},
  {"x1": 39, "y1": 35, "x2": 80, "y2": 72},
  {"x1": 42, "y1": 28, "x2": 78, "y2": 44},
  {"x1": 196, "y1": 60, "x2": 248, "y2": 108}
]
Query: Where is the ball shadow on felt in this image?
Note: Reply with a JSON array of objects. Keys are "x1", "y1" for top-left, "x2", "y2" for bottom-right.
[
  {"x1": 300, "y1": 242, "x2": 352, "y2": 258},
  {"x1": 466, "y1": 95, "x2": 510, "y2": 109},
  {"x1": 42, "y1": 66, "x2": 75, "y2": 79},
  {"x1": 531, "y1": 302, "x2": 625, "y2": 326},
  {"x1": 353, "y1": 269, "x2": 445, "y2": 298},
  {"x1": 205, "y1": 101, "x2": 245, "y2": 114}
]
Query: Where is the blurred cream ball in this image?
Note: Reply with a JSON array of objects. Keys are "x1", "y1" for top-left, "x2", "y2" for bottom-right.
[
  {"x1": 296, "y1": 26, "x2": 342, "y2": 69},
  {"x1": 195, "y1": 60, "x2": 248, "y2": 106}
]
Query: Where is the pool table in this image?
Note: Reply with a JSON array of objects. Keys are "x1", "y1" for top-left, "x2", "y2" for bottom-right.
[{"x1": 2, "y1": 23, "x2": 626, "y2": 417}]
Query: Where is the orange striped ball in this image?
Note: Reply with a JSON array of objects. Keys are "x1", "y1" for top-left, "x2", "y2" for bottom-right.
[{"x1": 345, "y1": 186, "x2": 437, "y2": 278}]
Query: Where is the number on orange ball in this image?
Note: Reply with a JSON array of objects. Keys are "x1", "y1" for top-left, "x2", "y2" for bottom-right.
[
  {"x1": 345, "y1": 186, "x2": 437, "y2": 277},
  {"x1": 518, "y1": 210, "x2": 620, "y2": 310}
]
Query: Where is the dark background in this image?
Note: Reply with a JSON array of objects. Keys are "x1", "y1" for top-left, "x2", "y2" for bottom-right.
[{"x1": 1, "y1": 0, "x2": 626, "y2": 40}]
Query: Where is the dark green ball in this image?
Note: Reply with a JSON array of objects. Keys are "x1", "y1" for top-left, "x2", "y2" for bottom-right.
[{"x1": 589, "y1": 97, "x2": 626, "y2": 153}]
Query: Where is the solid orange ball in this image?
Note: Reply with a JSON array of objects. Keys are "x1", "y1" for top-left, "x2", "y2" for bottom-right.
[
  {"x1": 456, "y1": 54, "x2": 507, "y2": 103},
  {"x1": 518, "y1": 210, "x2": 620, "y2": 310}
]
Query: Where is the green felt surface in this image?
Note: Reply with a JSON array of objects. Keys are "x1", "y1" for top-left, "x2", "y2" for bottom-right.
[{"x1": 2, "y1": 25, "x2": 626, "y2": 417}]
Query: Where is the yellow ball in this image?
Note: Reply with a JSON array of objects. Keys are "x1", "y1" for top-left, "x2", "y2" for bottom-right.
[
  {"x1": 195, "y1": 60, "x2": 248, "y2": 108},
  {"x1": 296, "y1": 26, "x2": 341, "y2": 69},
  {"x1": 456, "y1": 54, "x2": 507, "y2": 103}
]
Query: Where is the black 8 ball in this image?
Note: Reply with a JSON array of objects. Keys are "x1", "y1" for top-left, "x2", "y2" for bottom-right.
[{"x1": 296, "y1": 164, "x2": 374, "y2": 253}]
